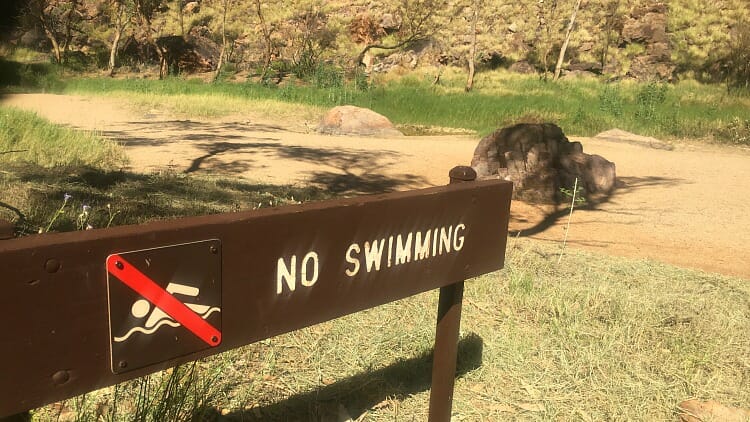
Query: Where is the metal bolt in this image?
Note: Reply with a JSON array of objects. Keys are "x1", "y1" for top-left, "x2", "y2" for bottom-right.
[
  {"x1": 209, "y1": 245, "x2": 218, "y2": 254},
  {"x1": 44, "y1": 259, "x2": 61, "y2": 273},
  {"x1": 118, "y1": 360, "x2": 128, "y2": 369},
  {"x1": 449, "y1": 166, "x2": 477, "y2": 183},
  {"x1": 52, "y1": 370, "x2": 70, "y2": 385},
  {"x1": 115, "y1": 261, "x2": 124, "y2": 270},
  {"x1": 211, "y1": 336, "x2": 219, "y2": 344}
]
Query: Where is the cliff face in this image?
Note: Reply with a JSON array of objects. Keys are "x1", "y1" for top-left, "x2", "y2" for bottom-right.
[{"x1": 8, "y1": 0, "x2": 747, "y2": 81}]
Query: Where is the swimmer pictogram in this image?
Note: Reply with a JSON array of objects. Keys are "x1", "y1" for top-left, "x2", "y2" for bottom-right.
[
  {"x1": 107, "y1": 254, "x2": 222, "y2": 347},
  {"x1": 113, "y1": 281, "x2": 221, "y2": 343}
]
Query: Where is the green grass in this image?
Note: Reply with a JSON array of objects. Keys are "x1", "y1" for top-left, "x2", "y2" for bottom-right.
[
  {"x1": 3, "y1": 58, "x2": 749, "y2": 143},
  {"x1": 57, "y1": 69, "x2": 750, "y2": 144},
  {"x1": 27, "y1": 238, "x2": 750, "y2": 420},
  {"x1": 0, "y1": 106, "x2": 127, "y2": 169}
]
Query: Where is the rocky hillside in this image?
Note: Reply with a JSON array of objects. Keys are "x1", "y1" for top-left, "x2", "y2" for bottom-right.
[{"x1": 3, "y1": 0, "x2": 749, "y2": 83}]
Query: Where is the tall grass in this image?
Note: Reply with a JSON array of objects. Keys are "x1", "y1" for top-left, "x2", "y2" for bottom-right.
[
  {"x1": 0, "y1": 107, "x2": 126, "y2": 168},
  {"x1": 29, "y1": 239, "x2": 750, "y2": 420},
  {"x1": 57, "y1": 70, "x2": 750, "y2": 144}
]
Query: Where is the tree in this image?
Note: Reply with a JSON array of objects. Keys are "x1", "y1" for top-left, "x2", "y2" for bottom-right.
[
  {"x1": 553, "y1": 0, "x2": 582, "y2": 80},
  {"x1": 599, "y1": 0, "x2": 622, "y2": 71},
  {"x1": 24, "y1": 0, "x2": 82, "y2": 64},
  {"x1": 253, "y1": 0, "x2": 275, "y2": 79},
  {"x1": 133, "y1": 0, "x2": 167, "y2": 78},
  {"x1": 355, "y1": 0, "x2": 448, "y2": 66},
  {"x1": 213, "y1": 0, "x2": 232, "y2": 80},
  {"x1": 725, "y1": 22, "x2": 750, "y2": 91},
  {"x1": 464, "y1": 1, "x2": 479, "y2": 91},
  {"x1": 534, "y1": 0, "x2": 558, "y2": 79},
  {"x1": 107, "y1": 0, "x2": 133, "y2": 75}
]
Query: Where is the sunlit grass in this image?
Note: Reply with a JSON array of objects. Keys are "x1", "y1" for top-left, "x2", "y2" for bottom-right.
[
  {"x1": 0, "y1": 106, "x2": 126, "y2": 169},
  {"x1": 26, "y1": 239, "x2": 750, "y2": 420}
]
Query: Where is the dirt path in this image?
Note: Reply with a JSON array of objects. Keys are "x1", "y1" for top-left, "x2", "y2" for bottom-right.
[{"x1": 3, "y1": 93, "x2": 749, "y2": 279}]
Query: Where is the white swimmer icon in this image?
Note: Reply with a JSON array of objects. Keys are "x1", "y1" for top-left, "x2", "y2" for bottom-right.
[{"x1": 114, "y1": 282, "x2": 221, "y2": 342}]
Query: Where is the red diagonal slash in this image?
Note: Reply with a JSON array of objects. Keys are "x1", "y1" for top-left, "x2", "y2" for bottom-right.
[{"x1": 107, "y1": 254, "x2": 221, "y2": 347}]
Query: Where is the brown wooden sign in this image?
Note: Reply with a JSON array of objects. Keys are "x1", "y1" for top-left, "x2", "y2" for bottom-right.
[{"x1": 0, "y1": 178, "x2": 512, "y2": 418}]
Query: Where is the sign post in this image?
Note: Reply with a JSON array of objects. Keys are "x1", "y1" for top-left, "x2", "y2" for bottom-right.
[
  {"x1": 0, "y1": 168, "x2": 512, "y2": 419},
  {"x1": 428, "y1": 166, "x2": 477, "y2": 421}
]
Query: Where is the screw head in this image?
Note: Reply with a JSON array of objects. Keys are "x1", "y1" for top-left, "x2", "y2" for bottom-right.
[
  {"x1": 44, "y1": 259, "x2": 61, "y2": 273},
  {"x1": 52, "y1": 370, "x2": 70, "y2": 385},
  {"x1": 115, "y1": 261, "x2": 124, "y2": 270},
  {"x1": 209, "y1": 245, "x2": 218, "y2": 254},
  {"x1": 118, "y1": 360, "x2": 128, "y2": 369}
]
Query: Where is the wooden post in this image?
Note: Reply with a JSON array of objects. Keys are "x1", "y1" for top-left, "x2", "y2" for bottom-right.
[
  {"x1": 428, "y1": 166, "x2": 477, "y2": 421},
  {"x1": 0, "y1": 219, "x2": 13, "y2": 240}
]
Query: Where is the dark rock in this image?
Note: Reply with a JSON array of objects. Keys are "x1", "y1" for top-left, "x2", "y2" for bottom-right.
[
  {"x1": 622, "y1": 12, "x2": 668, "y2": 44},
  {"x1": 568, "y1": 61, "x2": 602, "y2": 73},
  {"x1": 471, "y1": 123, "x2": 616, "y2": 203},
  {"x1": 155, "y1": 34, "x2": 218, "y2": 74},
  {"x1": 509, "y1": 60, "x2": 536, "y2": 74},
  {"x1": 562, "y1": 70, "x2": 598, "y2": 79},
  {"x1": 620, "y1": 2, "x2": 674, "y2": 81},
  {"x1": 19, "y1": 28, "x2": 46, "y2": 49}
]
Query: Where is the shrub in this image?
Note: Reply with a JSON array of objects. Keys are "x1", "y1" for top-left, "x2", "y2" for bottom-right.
[
  {"x1": 635, "y1": 81, "x2": 669, "y2": 121},
  {"x1": 718, "y1": 117, "x2": 750, "y2": 145},
  {"x1": 599, "y1": 83, "x2": 624, "y2": 117},
  {"x1": 721, "y1": 21, "x2": 750, "y2": 92}
]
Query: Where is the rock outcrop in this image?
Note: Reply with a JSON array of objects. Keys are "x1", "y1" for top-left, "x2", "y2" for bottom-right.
[
  {"x1": 622, "y1": 3, "x2": 675, "y2": 81},
  {"x1": 471, "y1": 123, "x2": 616, "y2": 203},
  {"x1": 318, "y1": 106, "x2": 403, "y2": 137}
]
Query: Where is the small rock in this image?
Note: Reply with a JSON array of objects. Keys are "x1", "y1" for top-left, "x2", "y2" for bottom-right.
[
  {"x1": 318, "y1": 106, "x2": 403, "y2": 137},
  {"x1": 183, "y1": 1, "x2": 199, "y2": 14}
]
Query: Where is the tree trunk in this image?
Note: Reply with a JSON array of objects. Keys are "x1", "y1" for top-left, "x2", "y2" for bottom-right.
[
  {"x1": 109, "y1": 27, "x2": 123, "y2": 75},
  {"x1": 178, "y1": 0, "x2": 184, "y2": 35},
  {"x1": 62, "y1": 0, "x2": 79, "y2": 62},
  {"x1": 553, "y1": 0, "x2": 582, "y2": 81},
  {"x1": 44, "y1": 28, "x2": 63, "y2": 64},
  {"x1": 213, "y1": 0, "x2": 229, "y2": 81},
  {"x1": 108, "y1": 1, "x2": 126, "y2": 76},
  {"x1": 465, "y1": 3, "x2": 479, "y2": 92},
  {"x1": 254, "y1": 0, "x2": 272, "y2": 79}
]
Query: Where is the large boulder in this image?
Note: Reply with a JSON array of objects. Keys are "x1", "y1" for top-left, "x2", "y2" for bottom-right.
[
  {"x1": 471, "y1": 123, "x2": 616, "y2": 203},
  {"x1": 318, "y1": 106, "x2": 403, "y2": 137}
]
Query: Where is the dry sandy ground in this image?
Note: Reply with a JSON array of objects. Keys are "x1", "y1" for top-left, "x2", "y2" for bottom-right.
[{"x1": 3, "y1": 93, "x2": 749, "y2": 279}]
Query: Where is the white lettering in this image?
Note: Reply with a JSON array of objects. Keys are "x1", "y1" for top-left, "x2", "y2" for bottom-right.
[
  {"x1": 387, "y1": 235, "x2": 394, "y2": 268},
  {"x1": 345, "y1": 243, "x2": 361, "y2": 277},
  {"x1": 432, "y1": 227, "x2": 438, "y2": 256},
  {"x1": 276, "y1": 256, "x2": 296, "y2": 294},
  {"x1": 453, "y1": 224, "x2": 466, "y2": 251},
  {"x1": 300, "y1": 252, "x2": 319, "y2": 287},
  {"x1": 396, "y1": 233, "x2": 412, "y2": 265},
  {"x1": 439, "y1": 226, "x2": 452, "y2": 255},
  {"x1": 415, "y1": 230, "x2": 431, "y2": 261},
  {"x1": 364, "y1": 239, "x2": 385, "y2": 272}
]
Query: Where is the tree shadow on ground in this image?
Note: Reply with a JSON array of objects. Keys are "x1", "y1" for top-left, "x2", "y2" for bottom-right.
[
  {"x1": 214, "y1": 333, "x2": 483, "y2": 421},
  {"x1": 514, "y1": 176, "x2": 686, "y2": 237},
  {"x1": 0, "y1": 163, "x2": 332, "y2": 236},
  {"x1": 101, "y1": 119, "x2": 428, "y2": 195}
]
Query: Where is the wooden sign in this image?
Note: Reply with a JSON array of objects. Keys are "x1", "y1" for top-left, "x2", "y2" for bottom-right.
[{"x1": 0, "y1": 178, "x2": 512, "y2": 417}]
